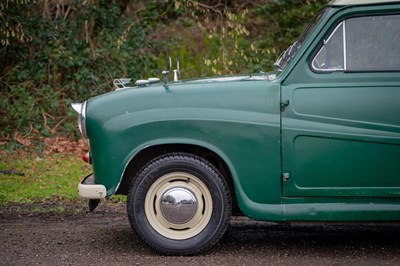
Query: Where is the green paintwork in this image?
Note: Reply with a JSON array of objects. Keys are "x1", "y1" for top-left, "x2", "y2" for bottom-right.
[
  {"x1": 87, "y1": 78, "x2": 282, "y2": 205},
  {"x1": 81, "y1": 1, "x2": 400, "y2": 222}
]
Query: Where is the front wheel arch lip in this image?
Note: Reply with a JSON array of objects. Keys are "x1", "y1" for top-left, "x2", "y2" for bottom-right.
[{"x1": 116, "y1": 138, "x2": 240, "y2": 195}]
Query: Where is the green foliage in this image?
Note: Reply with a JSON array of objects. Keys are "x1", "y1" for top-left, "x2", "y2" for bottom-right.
[
  {"x1": 0, "y1": 0, "x2": 37, "y2": 47},
  {"x1": 0, "y1": 0, "x2": 329, "y2": 140},
  {"x1": 1, "y1": 0, "x2": 159, "y2": 139}
]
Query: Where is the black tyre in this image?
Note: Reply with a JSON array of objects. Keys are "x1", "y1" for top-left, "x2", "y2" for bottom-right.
[{"x1": 127, "y1": 153, "x2": 232, "y2": 255}]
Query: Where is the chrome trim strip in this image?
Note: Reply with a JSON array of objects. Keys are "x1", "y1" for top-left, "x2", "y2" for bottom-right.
[{"x1": 343, "y1": 20, "x2": 347, "y2": 71}]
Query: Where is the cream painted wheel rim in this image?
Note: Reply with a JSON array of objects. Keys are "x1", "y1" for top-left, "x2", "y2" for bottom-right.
[{"x1": 144, "y1": 172, "x2": 213, "y2": 240}]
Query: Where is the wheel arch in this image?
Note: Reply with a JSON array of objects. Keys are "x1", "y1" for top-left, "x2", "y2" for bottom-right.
[{"x1": 117, "y1": 143, "x2": 242, "y2": 215}]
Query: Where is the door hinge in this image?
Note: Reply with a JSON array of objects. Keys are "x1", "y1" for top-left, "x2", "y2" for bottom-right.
[
  {"x1": 282, "y1": 172, "x2": 290, "y2": 182},
  {"x1": 280, "y1": 99, "x2": 290, "y2": 112}
]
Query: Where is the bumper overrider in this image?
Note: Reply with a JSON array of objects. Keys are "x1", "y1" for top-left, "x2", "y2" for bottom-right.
[{"x1": 78, "y1": 174, "x2": 106, "y2": 199}]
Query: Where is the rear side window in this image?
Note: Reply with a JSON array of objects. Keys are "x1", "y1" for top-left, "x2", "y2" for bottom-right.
[{"x1": 312, "y1": 14, "x2": 400, "y2": 72}]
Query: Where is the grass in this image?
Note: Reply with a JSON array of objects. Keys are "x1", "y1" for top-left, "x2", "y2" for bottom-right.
[
  {"x1": 0, "y1": 150, "x2": 127, "y2": 216},
  {"x1": 0, "y1": 153, "x2": 91, "y2": 204}
]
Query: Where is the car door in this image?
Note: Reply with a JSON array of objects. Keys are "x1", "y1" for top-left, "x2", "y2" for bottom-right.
[{"x1": 281, "y1": 11, "x2": 400, "y2": 197}]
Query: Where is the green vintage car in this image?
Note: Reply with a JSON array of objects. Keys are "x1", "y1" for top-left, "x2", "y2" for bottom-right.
[{"x1": 72, "y1": 0, "x2": 400, "y2": 255}]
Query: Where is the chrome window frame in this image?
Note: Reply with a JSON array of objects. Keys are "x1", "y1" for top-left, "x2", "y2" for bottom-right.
[{"x1": 311, "y1": 21, "x2": 346, "y2": 72}]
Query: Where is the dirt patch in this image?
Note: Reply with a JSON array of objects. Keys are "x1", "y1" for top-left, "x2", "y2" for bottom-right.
[
  {"x1": 1, "y1": 202, "x2": 400, "y2": 265},
  {"x1": 0, "y1": 201, "x2": 88, "y2": 220}
]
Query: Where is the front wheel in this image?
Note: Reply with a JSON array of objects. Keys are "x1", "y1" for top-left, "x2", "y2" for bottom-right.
[{"x1": 127, "y1": 153, "x2": 232, "y2": 255}]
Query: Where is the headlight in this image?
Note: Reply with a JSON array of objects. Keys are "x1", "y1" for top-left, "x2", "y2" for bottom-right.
[{"x1": 71, "y1": 101, "x2": 88, "y2": 138}]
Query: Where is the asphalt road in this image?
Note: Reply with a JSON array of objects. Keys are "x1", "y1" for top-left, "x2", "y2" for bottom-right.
[{"x1": 1, "y1": 202, "x2": 400, "y2": 265}]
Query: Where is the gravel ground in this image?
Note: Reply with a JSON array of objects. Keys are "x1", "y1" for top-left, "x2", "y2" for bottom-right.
[{"x1": 1, "y1": 202, "x2": 400, "y2": 266}]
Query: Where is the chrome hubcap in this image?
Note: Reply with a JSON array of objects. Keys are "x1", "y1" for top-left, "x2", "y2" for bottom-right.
[
  {"x1": 145, "y1": 172, "x2": 213, "y2": 240},
  {"x1": 160, "y1": 188, "x2": 198, "y2": 224}
]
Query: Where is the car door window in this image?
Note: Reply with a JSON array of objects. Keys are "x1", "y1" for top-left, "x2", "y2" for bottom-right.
[{"x1": 312, "y1": 14, "x2": 400, "y2": 72}]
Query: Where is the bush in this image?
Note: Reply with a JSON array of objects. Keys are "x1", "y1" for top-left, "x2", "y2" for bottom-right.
[
  {"x1": 1, "y1": 0, "x2": 159, "y2": 139},
  {"x1": 0, "y1": 0, "x2": 328, "y2": 141}
]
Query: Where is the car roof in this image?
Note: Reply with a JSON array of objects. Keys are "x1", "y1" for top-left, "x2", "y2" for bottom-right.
[{"x1": 330, "y1": 0, "x2": 400, "y2": 5}]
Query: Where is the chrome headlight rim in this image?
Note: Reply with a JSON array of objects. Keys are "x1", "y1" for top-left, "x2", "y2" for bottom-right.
[
  {"x1": 79, "y1": 101, "x2": 88, "y2": 138},
  {"x1": 72, "y1": 101, "x2": 88, "y2": 139}
]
